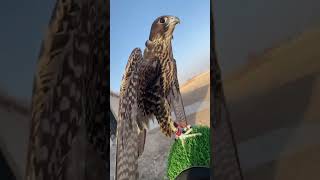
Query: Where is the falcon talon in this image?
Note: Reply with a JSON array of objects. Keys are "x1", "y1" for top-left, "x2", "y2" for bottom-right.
[
  {"x1": 183, "y1": 127, "x2": 193, "y2": 135},
  {"x1": 174, "y1": 123, "x2": 194, "y2": 140}
]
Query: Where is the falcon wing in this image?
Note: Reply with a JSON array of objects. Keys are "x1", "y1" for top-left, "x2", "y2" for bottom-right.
[
  {"x1": 116, "y1": 48, "x2": 155, "y2": 179},
  {"x1": 167, "y1": 59, "x2": 188, "y2": 126},
  {"x1": 26, "y1": 1, "x2": 84, "y2": 179},
  {"x1": 119, "y1": 48, "x2": 143, "y2": 100},
  {"x1": 118, "y1": 48, "x2": 146, "y2": 156},
  {"x1": 26, "y1": 0, "x2": 108, "y2": 179}
]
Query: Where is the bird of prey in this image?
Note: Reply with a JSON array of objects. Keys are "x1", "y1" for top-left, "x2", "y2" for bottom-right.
[
  {"x1": 116, "y1": 15, "x2": 188, "y2": 179},
  {"x1": 25, "y1": 0, "x2": 109, "y2": 179}
]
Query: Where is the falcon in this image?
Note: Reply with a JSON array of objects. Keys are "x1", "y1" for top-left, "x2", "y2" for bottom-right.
[{"x1": 116, "y1": 15, "x2": 188, "y2": 179}]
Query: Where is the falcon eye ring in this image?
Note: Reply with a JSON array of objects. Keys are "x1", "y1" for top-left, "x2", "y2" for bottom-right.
[{"x1": 159, "y1": 17, "x2": 165, "y2": 24}]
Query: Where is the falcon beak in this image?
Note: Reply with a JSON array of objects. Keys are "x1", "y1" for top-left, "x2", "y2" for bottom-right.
[{"x1": 169, "y1": 16, "x2": 180, "y2": 25}]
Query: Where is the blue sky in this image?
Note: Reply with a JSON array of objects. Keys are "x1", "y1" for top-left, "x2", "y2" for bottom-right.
[{"x1": 110, "y1": 0, "x2": 210, "y2": 93}]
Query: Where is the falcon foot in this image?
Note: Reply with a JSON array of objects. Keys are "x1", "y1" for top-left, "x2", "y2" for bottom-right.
[
  {"x1": 174, "y1": 123, "x2": 194, "y2": 140},
  {"x1": 174, "y1": 123, "x2": 202, "y2": 144}
]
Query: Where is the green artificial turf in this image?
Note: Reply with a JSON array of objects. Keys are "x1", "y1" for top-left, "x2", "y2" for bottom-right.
[{"x1": 166, "y1": 126, "x2": 210, "y2": 180}]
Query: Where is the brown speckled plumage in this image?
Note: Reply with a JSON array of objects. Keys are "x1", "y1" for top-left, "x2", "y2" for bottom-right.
[
  {"x1": 116, "y1": 15, "x2": 187, "y2": 180},
  {"x1": 25, "y1": 0, "x2": 109, "y2": 179}
]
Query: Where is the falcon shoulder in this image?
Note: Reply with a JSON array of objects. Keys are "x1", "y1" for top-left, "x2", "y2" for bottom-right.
[{"x1": 119, "y1": 48, "x2": 143, "y2": 99}]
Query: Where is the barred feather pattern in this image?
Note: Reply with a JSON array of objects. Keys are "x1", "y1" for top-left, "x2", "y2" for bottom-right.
[
  {"x1": 116, "y1": 16, "x2": 185, "y2": 180},
  {"x1": 25, "y1": 0, "x2": 108, "y2": 179},
  {"x1": 116, "y1": 49, "x2": 164, "y2": 179}
]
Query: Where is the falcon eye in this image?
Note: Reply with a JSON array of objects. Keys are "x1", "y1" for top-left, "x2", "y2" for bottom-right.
[{"x1": 159, "y1": 17, "x2": 165, "y2": 24}]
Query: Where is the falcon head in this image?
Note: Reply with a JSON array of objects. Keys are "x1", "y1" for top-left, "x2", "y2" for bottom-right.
[{"x1": 148, "y1": 15, "x2": 180, "y2": 41}]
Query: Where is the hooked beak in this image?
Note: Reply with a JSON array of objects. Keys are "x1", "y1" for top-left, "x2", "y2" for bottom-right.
[{"x1": 169, "y1": 16, "x2": 180, "y2": 25}]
